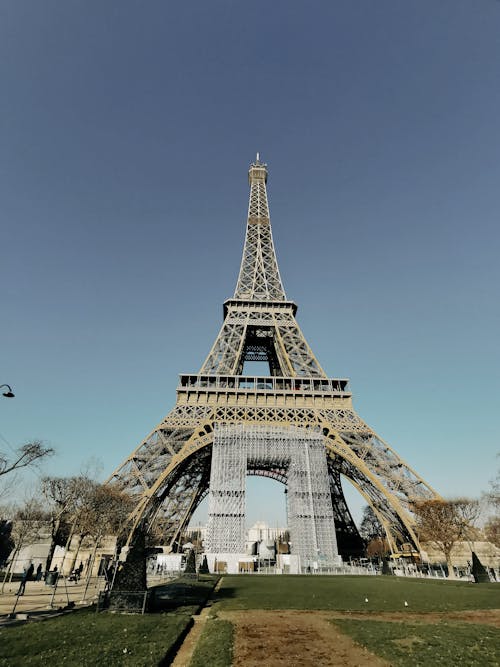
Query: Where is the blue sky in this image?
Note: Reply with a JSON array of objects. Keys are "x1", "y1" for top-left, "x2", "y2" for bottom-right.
[{"x1": 1, "y1": 1, "x2": 499, "y2": 526}]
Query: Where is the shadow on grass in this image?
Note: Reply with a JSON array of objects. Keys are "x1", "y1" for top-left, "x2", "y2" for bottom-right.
[
  {"x1": 148, "y1": 575, "x2": 222, "y2": 613},
  {"x1": 212, "y1": 586, "x2": 236, "y2": 603}
]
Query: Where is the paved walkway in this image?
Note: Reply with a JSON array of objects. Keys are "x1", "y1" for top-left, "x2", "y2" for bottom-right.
[
  {"x1": 0, "y1": 577, "x2": 105, "y2": 621},
  {"x1": 171, "y1": 575, "x2": 224, "y2": 666}
]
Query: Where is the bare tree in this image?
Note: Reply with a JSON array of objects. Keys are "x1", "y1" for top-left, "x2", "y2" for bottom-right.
[
  {"x1": 75, "y1": 483, "x2": 133, "y2": 542},
  {"x1": 358, "y1": 505, "x2": 391, "y2": 558},
  {"x1": 484, "y1": 517, "x2": 500, "y2": 548},
  {"x1": 359, "y1": 505, "x2": 386, "y2": 541},
  {"x1": 482, "y1": 456, "x2": 500, "y2": 548},
  {"x1": 413, "y1": 498, "x2": 480, "y2": 579},
  {"x1": 0, "y1": 441, "x2": 54, "y2": 478},
  {"x1": 66, "y1": 481, "x2": 134, "y2": 574},
  {"x1": 486, "y1": 457, "x2": 500, "y2": 509},
  {"x1": 41, "y1": 476, "x2": 88, "y2": 573},
  {"x1": 1, "y1": 499, "x2": 47, "y2": 590},
  {"x1": 454, "y1": 498, "x2": 481, "y2": 542},
  {"x1": 366, "y1": 537, "x2": 391, "y2": 559}
]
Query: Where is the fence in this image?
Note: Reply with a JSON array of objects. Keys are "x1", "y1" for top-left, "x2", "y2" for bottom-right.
[{"x1": 97, "y1": 590, "x2": 148, "y2": 614}]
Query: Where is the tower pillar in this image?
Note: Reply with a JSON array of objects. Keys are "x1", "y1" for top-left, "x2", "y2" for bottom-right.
[{"x1": 206, "y1": 424, "x2": 338, "y2": 569}]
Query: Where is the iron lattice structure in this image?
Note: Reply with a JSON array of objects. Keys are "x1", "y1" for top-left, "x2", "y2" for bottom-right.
[{"x1": 109, "y1": 156, "x2": 439, "y2": 557}]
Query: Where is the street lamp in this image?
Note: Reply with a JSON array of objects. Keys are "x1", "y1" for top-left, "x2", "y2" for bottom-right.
[{"x1": 1, "y1": 384, "x2": 15, "y2": 398}]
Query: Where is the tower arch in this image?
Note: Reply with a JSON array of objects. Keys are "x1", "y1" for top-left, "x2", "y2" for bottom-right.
[{"x1": 109, "y1": 156, "x2": 439, "y2": 564}]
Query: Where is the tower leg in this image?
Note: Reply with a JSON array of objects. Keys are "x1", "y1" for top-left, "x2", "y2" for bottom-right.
[
  {"x1": 206, "y1": 430, "x2": 246, "y2": 554},
  {"x1": 327, "y1": 464, "x2": 365, "y2": 558},
  {"x1": 288, "y1": 431, "x2": 339, "y2": 568},
  {"x1": 206, "y1": 424, "x2": 339, "y2": 570}
]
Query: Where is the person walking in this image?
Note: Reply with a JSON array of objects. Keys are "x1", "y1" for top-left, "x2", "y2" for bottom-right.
[
  {"x1": 16, "y1": 562, "x2": 34, "y2": 596},
  {"x1": 35, "y1": 564, "x2": 43, "y2": 581}
]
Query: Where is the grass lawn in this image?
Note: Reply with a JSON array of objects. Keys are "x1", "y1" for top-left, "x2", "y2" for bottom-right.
[
  {"x1": 215, "y1": 575, "x2": 499, "y2": 612},
  {"x1": 190, "y1": 619, "x2": 234, "y2": 667},
  {"x1": 210, "y1": 576, "x2": 499, "y2": 665},
  {"x1": 332, "y1": 618, "x2": 500, "y2": 666},
  {"x1": 0, "y1": 576, "x2": 218, "y2": 667},
  {"x1": 0, "y1": 608, "x2": 192, "y2": 666},
  {"x1": 2, "y1": 574, "x2": 497, "y2": 665}
]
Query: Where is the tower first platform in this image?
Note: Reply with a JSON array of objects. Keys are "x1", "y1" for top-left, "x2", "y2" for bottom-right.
[{"x1": 109, "y1": 156, "x2": 439, "y2": 565}]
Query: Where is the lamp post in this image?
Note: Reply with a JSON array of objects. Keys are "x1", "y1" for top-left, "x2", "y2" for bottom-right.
[{"x1": 1, "y1": 384, "x2": 15, "y2": 398}]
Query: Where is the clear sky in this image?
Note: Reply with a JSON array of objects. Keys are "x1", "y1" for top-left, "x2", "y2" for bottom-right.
[{"x1": 1, "y1": 1, "x2": 499, "y2": 527}]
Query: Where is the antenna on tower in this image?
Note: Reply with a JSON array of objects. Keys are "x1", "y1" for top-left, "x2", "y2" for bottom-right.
[{"x1": 256, "y1": 152, "x2": 260, "y2": 163}]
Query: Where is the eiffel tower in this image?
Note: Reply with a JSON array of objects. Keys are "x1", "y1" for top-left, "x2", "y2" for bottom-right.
[{"x1": 110, "y1": 155, "x2": 438, "y2": 566}]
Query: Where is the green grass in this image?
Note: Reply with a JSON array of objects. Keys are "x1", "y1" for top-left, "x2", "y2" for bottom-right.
[
  {"x1": 210, "y1": 576, "x2": 499, "y2": 665},
  {"x1": 189, "y1": 618, "x2": 234, "y2": 667},
  {"x1": 0, "y1": 576, "x2": 219, "y2": 667},
  {"x1": 2, "y1": 575, "x2": 497, "y2": 665},
  {"x1": 332, "y1": 618, "x2": 500, "y2": 666},
  {"x1": 0, "y1": 608, "x2": 193, "y2": 666},
  {"x1": 215, "y1": 575, "x2": 499, "y2": 612}
]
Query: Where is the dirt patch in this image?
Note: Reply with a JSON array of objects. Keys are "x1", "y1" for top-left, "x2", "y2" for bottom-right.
[
  {"x1": 215, "y1": 608, "x2": 499, "y2": 667},
  {"x1": 391, "y1": 635, "x2": 425, "y2": 648},
  {"x1": 440, "y1": 609, "x2": 500, "y2": 627},
  {"x1": 219, "y1": 610, "x2": 389, "y2": 667}
]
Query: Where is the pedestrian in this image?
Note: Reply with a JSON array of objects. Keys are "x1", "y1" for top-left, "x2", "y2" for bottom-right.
[
  {"x1": 16, "y1": 562, "x2": 34, "y2": 596},
  {"x1": 35, "y1": 564, "x2": 43, "y2": 581},
  {"x1": 16, "y1": 568, "x2": 28, "y2": 596}
]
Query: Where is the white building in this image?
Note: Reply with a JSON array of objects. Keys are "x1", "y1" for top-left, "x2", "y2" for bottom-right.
[{"x1": 247, "y1": 521, "x2": 284, "y2": 543}]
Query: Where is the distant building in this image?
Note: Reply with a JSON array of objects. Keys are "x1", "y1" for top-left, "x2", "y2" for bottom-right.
[
  {"x1": 421, "y1": 541, "x2": 500, "y2": 569},
  {"x1": 186, "y1": 520, "x2": 287, "y2": 556},
  {"x1": 247, "y1": 521, "x2": 284, "y2": 543}
]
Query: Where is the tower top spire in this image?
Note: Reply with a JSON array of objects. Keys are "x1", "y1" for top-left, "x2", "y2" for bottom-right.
[
  {"x1": 248, "y1": 153, "x2": 267, "y2": 184},
  {"x1": 234, "y1": 156, "x2": 285, "y2": 301}
]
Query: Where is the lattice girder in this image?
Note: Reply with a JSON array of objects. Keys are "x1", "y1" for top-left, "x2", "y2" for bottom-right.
[
  {"x1": 200, "y1": 302, "x2": 325, "y2": 377},
  {"x1": 111, "y1": 403, "x2": 434, "y2": 552},
  {"x1": 234, "y1": 158, "x2": 286, "y2": 301},
  {"x1": 327, "y1": 464, "x2": 365, "y2": 555},
  {"x1": 108, "y1": 156, "x2": 439, "y2": 558}
]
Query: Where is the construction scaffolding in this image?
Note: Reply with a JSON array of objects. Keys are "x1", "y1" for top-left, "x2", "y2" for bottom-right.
[
  {"x1": 206, "y1": 423, "x2": 338, "y2": 566},
  {"x1": 109, "y1": 157, "x2": 439, "y2": 557}
]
